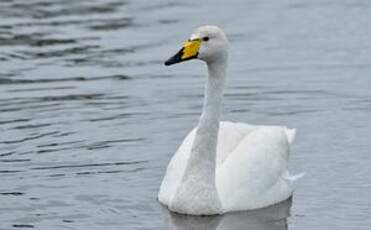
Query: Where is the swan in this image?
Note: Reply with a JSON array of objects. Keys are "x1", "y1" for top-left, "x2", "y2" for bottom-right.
[{"x1": 158, "y1": 25, "x2": 301, "y2": 215}]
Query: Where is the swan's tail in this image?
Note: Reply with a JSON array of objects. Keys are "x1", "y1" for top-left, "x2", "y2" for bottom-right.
[
  {"x1": 283, "y1": 171, "x2": 305, "y2": 182},
  {"x1": 285, "y1": 128, "x2": 296, "y2": 145}
]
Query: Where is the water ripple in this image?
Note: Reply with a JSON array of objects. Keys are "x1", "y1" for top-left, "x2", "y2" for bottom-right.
[
  {"x1": 31, "y1": 160, "x2": 147, "y2": 170},
  {"x1": 0, "y1": 0, "x2": 370, "y2": 229}
]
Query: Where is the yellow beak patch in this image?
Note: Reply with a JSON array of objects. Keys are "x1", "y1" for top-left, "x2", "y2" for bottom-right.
[
  {"x1": 181, "y1": 39, "x2": 201, "y2": 60},
  {"x1": 164, "y1": 39, "x2": 201, "y2": 66}
]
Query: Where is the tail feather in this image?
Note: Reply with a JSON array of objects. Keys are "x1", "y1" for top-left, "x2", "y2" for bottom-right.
[
  {"x1": 282, "y1": 171, "x2": 305, "y2": 182},
  {"x1": 285, "y1": 128, "x2": 296, "y2": 145}
]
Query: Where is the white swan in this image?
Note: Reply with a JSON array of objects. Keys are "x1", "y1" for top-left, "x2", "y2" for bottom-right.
[{"x1": 159, "y1": 25, "x2": 301, "y2": 215}]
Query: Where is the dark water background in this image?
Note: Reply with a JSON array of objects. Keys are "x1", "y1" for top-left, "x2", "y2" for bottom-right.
[{"x1": 1, "y1": 0, "x2": 371, "y2": 229}]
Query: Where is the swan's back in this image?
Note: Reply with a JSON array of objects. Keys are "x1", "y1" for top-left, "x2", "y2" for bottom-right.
[
  {"x1": 216, "y1": 125, "x2": 294, "y2": 211},
  {"x1": 215, "y1": 122, "x2": 257, "y2": 165}
]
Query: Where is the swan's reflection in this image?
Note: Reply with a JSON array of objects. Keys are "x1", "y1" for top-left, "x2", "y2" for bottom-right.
[{"x1": 162, "y1": 197, "x2": 292, "y2": 230}]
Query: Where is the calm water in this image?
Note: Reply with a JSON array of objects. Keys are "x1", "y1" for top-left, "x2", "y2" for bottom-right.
[{"x1": 1, "y1": 0, "x2": 371, "y2": 229}]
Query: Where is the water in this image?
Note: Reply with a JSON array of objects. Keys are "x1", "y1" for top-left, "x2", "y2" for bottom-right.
[{"x1": 0, "y1": 0, "x2": 371, "y2": 229}]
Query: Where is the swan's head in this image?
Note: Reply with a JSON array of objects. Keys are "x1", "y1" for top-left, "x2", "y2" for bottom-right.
[{"x1": 165, "y1": 25, "x2": 229, "y2": 66}]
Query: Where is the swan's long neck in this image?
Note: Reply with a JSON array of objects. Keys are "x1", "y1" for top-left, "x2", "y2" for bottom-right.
[
  {"x1": 174, "y1": 58, "x2": 227, "y2": 214},
  {"x1": 185, "y1": 60, "x2": 226, "y2": 180},
  {"x1": 169, "y1": 50, "x2": 229, "y2": 214}
]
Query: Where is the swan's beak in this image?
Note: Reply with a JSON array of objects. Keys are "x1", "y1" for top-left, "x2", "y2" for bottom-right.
[{"x1": 164, "y1": 39, "x2": 201, "y2": 66}]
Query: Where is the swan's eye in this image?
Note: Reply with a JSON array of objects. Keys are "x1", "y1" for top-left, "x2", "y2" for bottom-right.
[{"x1": 202, "y1": 36, "x2": 210, "y2": 42}]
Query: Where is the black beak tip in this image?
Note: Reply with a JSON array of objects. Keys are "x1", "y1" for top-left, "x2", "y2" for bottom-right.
[
  {"x1": 164, "y1": 55, "x2": 179, "y2": 66},
  {"x1": 164, "y1": 48, "x2": 184, "y2": 66},
  {"x1": 164, "y1": 60, "x2": 172, "y2": 66}
]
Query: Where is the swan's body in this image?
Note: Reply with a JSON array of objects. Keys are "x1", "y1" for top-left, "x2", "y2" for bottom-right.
[{"x1": 159, "y1": 25, "x2": 301, "y2": 215}]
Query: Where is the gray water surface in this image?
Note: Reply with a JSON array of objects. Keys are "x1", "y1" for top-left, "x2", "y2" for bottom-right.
[{"x1": 1, "y1": 0, "x2": 371, "y2": 229}]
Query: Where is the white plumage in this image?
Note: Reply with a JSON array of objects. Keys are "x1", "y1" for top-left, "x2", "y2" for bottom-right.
[
  {"x1": 159, "y1": 122, "x2": 297, "y2": 212},
  {"x1": 159, "y1": 25, "x2": 302, "y2": 215}
]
